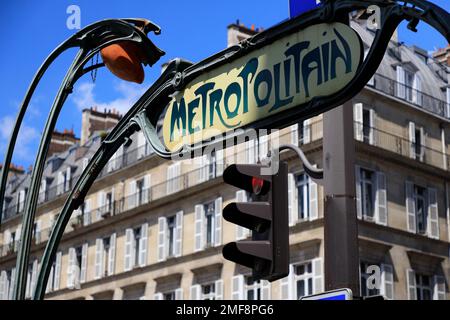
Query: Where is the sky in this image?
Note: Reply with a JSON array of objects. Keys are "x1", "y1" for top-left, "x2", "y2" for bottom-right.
[{"x1": 0, "y1": 0, "x2": 449, "y2": 168}]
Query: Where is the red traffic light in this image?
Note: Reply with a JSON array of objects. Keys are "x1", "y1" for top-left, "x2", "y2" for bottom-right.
[{"x1": 252, "y1": 177, "x2": 265, "y2": 195}]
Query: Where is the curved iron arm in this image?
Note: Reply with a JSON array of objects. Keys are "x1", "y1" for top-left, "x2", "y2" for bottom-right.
[
  {"x1": 33, "y1": 58, "x2": 189, "y2": 300},
  {"x1": 33, "y1": 0, "x2": 450, "y2": 300},
  {"x1": 278, "y1": 144, "x2": 324, "y2": 181},
  {"x1": 7, "y1": 18, "x2": 164, "y2": 300}
]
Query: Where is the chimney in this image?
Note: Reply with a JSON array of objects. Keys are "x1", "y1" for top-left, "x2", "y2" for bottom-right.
[
  {"x1": 0, "y1": 163, "x2": 26, "y2": 179},
  {"x1": 227, "y1": 20, "x2": 259, "y2": 47},
  {"x1": 433, "y1": 45, "x2": 450, "y2": 66},
  {"x1": 80, "y1": 107, "x2": 122, "y2": 145},
  {"x1": 47, "y1": 129, "x2": 80, "y2": 158}
]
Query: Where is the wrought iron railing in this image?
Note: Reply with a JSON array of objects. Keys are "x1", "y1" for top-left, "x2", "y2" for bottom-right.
[
  {"x1": 367, "y1": 73, "x2": 449, "y2": 119},
  {"x1": 355, "y1": 122, "x2": 448, "y2": 170}
]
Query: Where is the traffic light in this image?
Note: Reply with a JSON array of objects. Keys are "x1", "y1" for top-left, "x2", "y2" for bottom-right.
[{"x1": 222, "y1": 162, "x2": 289, "y2": 282}]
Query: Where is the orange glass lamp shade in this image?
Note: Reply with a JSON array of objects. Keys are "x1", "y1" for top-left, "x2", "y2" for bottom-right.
[{"x1": 100, "y1": 42, "x2": 146, "y2": 84}]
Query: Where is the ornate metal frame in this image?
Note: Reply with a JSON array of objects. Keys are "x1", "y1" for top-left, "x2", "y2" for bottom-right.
[{"x1": 0, "y1": 0, "x2": 447, "y2": 300}]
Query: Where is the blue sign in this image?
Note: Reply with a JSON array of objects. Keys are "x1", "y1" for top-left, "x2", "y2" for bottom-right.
[
  {"x1": 289, "y1": 0, "x2": 322, "y2": 19},
  {"x1": 300, "y1": 289, "x2": 353, "y2": 300}
]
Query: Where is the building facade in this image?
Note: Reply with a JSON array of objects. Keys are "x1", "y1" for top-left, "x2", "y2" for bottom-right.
[{"x1": 0, "y1": 19, "x2": 449, "y2": 300}]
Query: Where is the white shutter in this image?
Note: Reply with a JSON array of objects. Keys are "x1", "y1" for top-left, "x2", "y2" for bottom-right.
[
  {"x1": 280, "y1": 264, "x2": 294, "y2": 300},
  {"x1": 406, "y1": 181, "x2": 416, "y2": 233},
  {"x1": 166, "y1": 165, "x2": 174, "y2": 194},
  {"x1": 0, "y1": 271, "x2": 6, "y2": 300},
  {"x1": 67, "y1": 248, "x2": 75, "y2": 288},
  {"x1": 9, "y1": 268, "x2": 15, "y2": 300},
  {"x1": 419, "y1": 127, "x2": 425, "y2": 162},
  {"x1": 82, "y1": 158, "x2": 89, "y2": 171},
  {"x1": 175, "y1": 288, "x2": 184, "y2": 300},
  {"x1": 355, "y1": 166, "x2": 362, "y2": 219},
  {"x1": 288, "y1": 174, "x2": 298, "y2": 226},
  {"x1": 396, "y1": 66, "x2": 406, "y2": 99},
  {"x1": 406, "y1": 269, "x2": 417, "y2": 300},
  {"x1": 381, "y1": 264, "x2": 394, "y2": 300},
  {"x1": 353, "y1": 103, "x2": 363, "y2": 141},
  {"x1": 29, "y1": 260, "x2": 37, "y2": 297},
  {"x1": 124, "y1": 228, "x2": 133, "y2": 271},
  {"x1": 190, "y1": 284, "x2": 201, "y2": 300},
  {"x1": 94, "y1": 239, "x2": 103, "y2": 279},
  {"x1": 108, "y1": 233, "x2": 116, "y2": 276},
  {"x1": 369, "y1": 109, "x2": 375, "y2": 145},
  {"x1": 236, "y1": 191, "x2": 250, "y2": 240},
  {"x1": 290, "y1": 124, "x2": 299, "y2": 146},
  {"x1": 199, "y1": 155, "x2": 208, "y2": 183},
  {"x1": 375, "y1": 172, "x2": 388, "y2": 226},
  {"x1": 216, "y1": 149, "x2": 224, "y2": 176},
  {"x1": 427, "y1": 188, "x2": 439, "y2": 239},
  {"x1": 97, "y1": 191, "x2": 106, "y2": 220},
  {"x1": 173, "y1": 162, "x2": 181, "y2": 192},
  {"x1": 312, "y1": 258, "x2": 323, "y2": 294},
  {"x1": 129, "y1": 180, "x2": 137, "y2": 209},
  {"x1": 215, "y1": 279, "x2": 224, "y2": 300},
  {"x1": 57, "y1": 172, "x2": 64, "y2": 195},
  {"x1": 175, "y1": 211, "x2": 183, "y2": 257},
  {"x1": 80, "y1": 243, "x2": 88, "y2": 283},
  {"x1": 35, "y1": 220, "x2": 41, "y2": 243},
  {"x1": 157, "y1": 217, "x2": 167, "y2": 262},
  {"x1": 194, "y1": 205, "x2": 205, "y2": 251},
  {"x1": 259, "y1": 135, "x2": 269, "y2": 160},
  {"x1": 66, "y1": 167, "x2": 71, "y2": 191},
  {"x1": 139, "y1": 223, "x2": 148, "y2": 267},
  {"x1": 409, "y1": 122, "x2": 416, "y2": 159},
  {"x1": 83, "y1": 199, "x2": 91, "y2": 226},
  {"x1": 309, "y1": 177, "x2": 318, "y2": 221},
  {"x1": 303, "y1": 119, "x2": 311, "y2": 144},
  {"x1": 54, "y1": 252, "x2": 61, "y2": 290},
  {"x1": 143, "y1": 175, "x2": 151, "y2": 204},
  {"x1": 433, "y1": 275, "x2": 446, "y2": 300},
  {"x1": 413, "y1": 74, "x2": 422, "y2": 105},
  {"x1": 231, "y1": 275, "x2": 244, "y2": 300},
  {"x1": 261, "y1": 280, "x2": 271, "y2": 300},
  {"x1": 153, "y1": 292, "x2": 163, "y2": 300},
  {"x1": 214, "y1": 197, "x2": 223, "y2": 246},
  {"x1": 46, "y1": 264, "x2": 53, "y2": 294}
]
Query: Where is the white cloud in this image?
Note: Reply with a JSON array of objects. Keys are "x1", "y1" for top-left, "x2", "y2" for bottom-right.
[
  {"x1": 71, "y1": 81, "x2": 147, "y2": 115},
  {"x1": 0, "y1": 116, "x2": 40, "y2": 163}
]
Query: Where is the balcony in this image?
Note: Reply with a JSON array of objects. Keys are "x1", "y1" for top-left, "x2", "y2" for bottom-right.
[{"x1": 367, "y1": 73, "x2": 449, "y2": 119}]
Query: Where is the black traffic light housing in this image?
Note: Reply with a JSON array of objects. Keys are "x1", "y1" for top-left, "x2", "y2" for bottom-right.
[{"x1": 222, "y1": 162, "x2": 289, "y2": 282}]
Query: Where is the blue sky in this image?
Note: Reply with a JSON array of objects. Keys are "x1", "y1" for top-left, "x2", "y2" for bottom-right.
[{"x1": 0, "y1": 0, "x2": 449, "y2": 167}]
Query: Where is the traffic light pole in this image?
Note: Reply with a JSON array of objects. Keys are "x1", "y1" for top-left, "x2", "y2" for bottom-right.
[{"x1": 323, "y1": 101, "x2": 360, "y2": 295}]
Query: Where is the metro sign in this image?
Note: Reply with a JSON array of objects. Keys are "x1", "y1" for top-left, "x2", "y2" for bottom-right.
[
  {"x1": 163, "y1": 22, "x2": 362, "y2": 152},
  {"x1": 289, "y1": 0, "x2": 322, "y2": 19}
]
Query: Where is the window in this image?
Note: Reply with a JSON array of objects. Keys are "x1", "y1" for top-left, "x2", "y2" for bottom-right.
[
  {"x1": 194, "y1": 198, "x2": 222, "y2": 251},
  {"x1": 136, "y1": 178, "x2": 145, "y2": 206},
  {"x1": 294, "y1": 262, "x2": 314, "y2": 299},
  {"x1": 404, "y1": 69, "x2": 415, "y2": 102},
  {"x1": 245, "y1": 276, "x2": 262, "y2": 300},
  {"x1": 124, "y1": 224, "x2": 148, "y2": 270},
  {"x1": 57, "y1": 168, "x2": 71, "y2": 195},
  {"x1": 414, "y1": 185, "x2": 427, "y2": 234},
  {"x1": 360, "y1": 262, "x2": 380, "y2": 297},
  {"x1": 95, "y1": 234, "x2": 116, "y2": 279},
  {"x1": 163, "y1": 292, "x2": 175, "y2": 300},
  {"x1": 158, "y1": 212, "x2": 183, "y2": 261},
  {"x1": 167, "y1": 163, "x2": 181, "y2": 194},
  {"x1": 9, "y1": 231, "x2": 16, "y2": 252},
  {"x1": 17, "y1": 189, "x2": 27, "y2": 213},
  {"x1": 356, "y1": 167, "x2": 387, "y2": 226},
  {"x1": 446, "y1": 87, "x2": 450, "y2": 119},
  {"x1": 47, "y1": 252, "x2": 62, "y2": 293},
  {"x1": 208, "y1": 151, "x2": 217, "y2": 180},
  {"x1": 68, "y1": 244, "x2": 87, "y2": 288},
  {"x1": 354, "y1": 103, "x2": 374, "y2": 144},
  {"x1": 360, "y1": 169, "x2": 375, "y2": 220},
  {"x1": 288, "y1": 173, "x2": 318, "y2": 225},
  {"x1": 167, "y1": 216, "x2": 176, "y2": 257},
  {"x1": 32, "y1": 221, "x2": 41, "y2": 244},
  {"x1": 129, "y1": 175, "x2": 150, "y2": 208},
  {"x1": 204, "y1": 202, "x2": 215, "y2": 247},
  {"x1": 202, "y1": 283, "x2": 216, "y2": 300},
  {"x1": 415, "y1": 274, "x2": 432, "y2": 300},
  {"x1": 296, "y1": 174, "x2": 309, "y2": 221},
  {"x1": 414, "y1": 128, "x2": 422, "y2": 159}
]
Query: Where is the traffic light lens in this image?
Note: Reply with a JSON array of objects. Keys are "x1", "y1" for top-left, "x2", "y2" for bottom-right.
[{"x1": 252, "y1": 177, "x2": 265, "y2": 195}]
